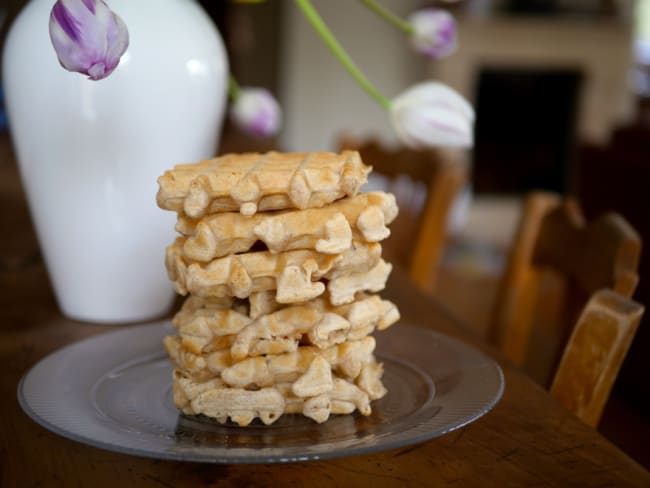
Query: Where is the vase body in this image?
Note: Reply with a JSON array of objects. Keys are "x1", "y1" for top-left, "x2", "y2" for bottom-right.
[{"x1": 3, "y1": 0, "x2": 228, "y2": 323}]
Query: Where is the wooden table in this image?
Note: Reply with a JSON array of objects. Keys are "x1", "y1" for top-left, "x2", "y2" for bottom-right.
[{"x1": 1, "y1": 135, "x2": 648, "y2": 487}]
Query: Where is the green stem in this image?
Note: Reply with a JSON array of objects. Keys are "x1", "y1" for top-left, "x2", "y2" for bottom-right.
[
  {"x1": 357, "y1": 0, "x2": 414, "y2": 34},
  {"x1": 294, "y1": 0, "x2": 391, "y2": 109},
  {"x1": 228, "y1": 73, "x2": 242, "y2": 101}
]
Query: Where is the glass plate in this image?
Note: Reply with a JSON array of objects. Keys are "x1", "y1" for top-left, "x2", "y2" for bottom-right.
[{"x1": 18, "y1": 321, "x2": 504, "y2": 463}]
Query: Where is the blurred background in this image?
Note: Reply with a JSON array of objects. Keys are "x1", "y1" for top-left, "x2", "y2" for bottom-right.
[{"x1": 1, "y1": 0, "x2": 649, "y2": 468}]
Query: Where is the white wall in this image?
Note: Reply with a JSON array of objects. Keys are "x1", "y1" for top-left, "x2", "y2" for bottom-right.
[
  {"x1": 279, "y1": 0, "x2": 424, "y2": 152},
  {"x1": 431, "y1": 16, "x2": 636, "y2": 144}
]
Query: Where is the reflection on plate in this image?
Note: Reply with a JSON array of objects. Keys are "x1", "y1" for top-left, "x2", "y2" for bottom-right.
[{"x1": 18, "y1": 321, "x2": 504, "y2": 463}]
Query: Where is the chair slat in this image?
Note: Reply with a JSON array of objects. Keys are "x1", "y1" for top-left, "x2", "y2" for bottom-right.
[{"x1": 551, "y1": 289, "x2": 644, "y2": 427}]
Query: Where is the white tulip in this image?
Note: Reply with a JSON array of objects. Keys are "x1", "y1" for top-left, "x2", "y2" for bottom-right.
[
  {"x1": 390, "y1": 81, "x2": 474, "y2": 149},
  {"x1": 230, "y1": 88, "x2": 282, "y2": 138},
  {"x1": 408, "y1": 9, "x2": 457, "y2": 59}
]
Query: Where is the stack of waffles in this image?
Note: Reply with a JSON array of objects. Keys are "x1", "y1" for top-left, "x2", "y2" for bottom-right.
[{"x1": 156, "y1": 151, "x2": 400, "y2": 426}]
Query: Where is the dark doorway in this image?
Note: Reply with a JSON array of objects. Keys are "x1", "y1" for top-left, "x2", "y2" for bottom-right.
[{"x1": 472, "y1": 67, "x2": 583, "y2": 195}]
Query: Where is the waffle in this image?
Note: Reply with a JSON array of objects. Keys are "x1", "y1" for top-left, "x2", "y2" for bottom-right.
[
  {"x1": 172, "y1": 355, "x2": 386, "y2": 425},
  {"x1": 165, "y1": 335, "x2": 376, "y2": 386},
  {"x1": 175, "y1": 192, "x2": 398, "y2": 261},
  {"x1": 157, "y1": 151, "x2": 370, "y2": 218},
  {"x1": 165, "y1": 238, "x2": 382, "y2": 302},
  {"x1": 172, "y1": 293, "x2": 397, "y2": 358},
  {"x1": 173, "y1": 369, "x2": 285, "y2": 426}
]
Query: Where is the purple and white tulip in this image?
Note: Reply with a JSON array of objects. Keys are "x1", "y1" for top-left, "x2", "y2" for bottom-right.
[
  {"x1": 49, "y1": 0, "x2": 129, "y2": 80},
  {"x1": 390, "y1": 81, "x2": 474, "y2": 149},
  {"x1": 408, "y1": 9, "x2": 457, "y2": 59},
  {"x1": 230, "y1": 88, "x2": 282, "y2": 138}
]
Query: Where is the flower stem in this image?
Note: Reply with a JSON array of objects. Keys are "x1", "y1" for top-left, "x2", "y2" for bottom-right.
[
  {"x1": 357, "y1": 0, "x2": 414, "y2": 34},
  {"x1": 228, "y1": 73, "x2": 242, "y2": 101},
  {"x1": 294, "y1": 0, "x2": 391, "y2": 110}
]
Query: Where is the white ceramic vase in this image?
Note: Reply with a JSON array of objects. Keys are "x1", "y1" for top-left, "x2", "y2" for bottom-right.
[{"x1": 3, "y1": 0, "x2": 228, "y2": 323}]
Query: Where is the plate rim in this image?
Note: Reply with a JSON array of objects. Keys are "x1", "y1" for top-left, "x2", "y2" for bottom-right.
[{"x1": 17, "y1": 321, "x2": 505, "y2": 464}]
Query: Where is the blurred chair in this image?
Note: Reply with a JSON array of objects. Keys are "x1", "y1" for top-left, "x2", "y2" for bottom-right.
[
  {"x1": 338, "y1": 135, "x2": 468, "y2": 292},
  {"x1": 577, "y1": 112, "x2": 650, "y2": 416},
  {"x1": 489, "y1": 191, "x2": 644, "y2": 426}
]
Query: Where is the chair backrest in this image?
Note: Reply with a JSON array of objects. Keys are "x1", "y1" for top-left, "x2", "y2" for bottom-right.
[
  {"x1": 551, "y1": 288, "x2": 643, "y2": 426},
  {"x1": 489, "y1": 191, "x2": 643, "y2": 426},
  {"x1": 337, "y1": 135, "x2": 468, "y2": 292}
]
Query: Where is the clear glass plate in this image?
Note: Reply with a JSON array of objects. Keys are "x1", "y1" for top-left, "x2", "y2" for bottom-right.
[{"x1": 18, "y1": 321, "x2": 504, "y2": 463}]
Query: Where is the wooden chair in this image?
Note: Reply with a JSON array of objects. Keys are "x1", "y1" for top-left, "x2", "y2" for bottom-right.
[
  {"x1": 489, "y1": 191, "x2": 644, "y2": 426},
  {"x1": 337, "y1": 136, "x2": 468, "y2": 292}
]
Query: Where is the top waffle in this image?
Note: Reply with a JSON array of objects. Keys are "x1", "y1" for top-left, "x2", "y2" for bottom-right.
[{"x1": 157, "y1": 151, "x2": 371, "y2": 218}]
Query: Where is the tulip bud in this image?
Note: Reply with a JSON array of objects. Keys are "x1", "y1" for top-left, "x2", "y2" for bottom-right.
[
  {"x1": 390, "y1": 81, "x2": 474, "y2": 149},
  {"x1": 49, "y1": 0, "x2": 129, "y2": 80},
  {"x1": 230, "y1": 88, "x2": 282, "y2": 138},
  {"x1": 408, "y1": 9, "x2": 457, "y2": 59}
]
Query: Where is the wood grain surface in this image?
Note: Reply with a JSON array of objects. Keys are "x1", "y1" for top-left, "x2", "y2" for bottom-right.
[{"x1": 1, "y1": 134, "x2": 648, "y2": 487}]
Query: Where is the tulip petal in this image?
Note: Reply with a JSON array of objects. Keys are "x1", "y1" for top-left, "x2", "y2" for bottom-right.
[
  {"x1": 81, "y1": 0, "x2": 97, "y2": 14},
  {"x1": 51, "y1": 3, "x2": 81, "y2": 41}
]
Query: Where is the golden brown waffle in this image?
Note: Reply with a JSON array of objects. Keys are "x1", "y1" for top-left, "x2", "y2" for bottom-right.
[
  {"x1": 173, "y1": 369, "x2": 284, "y2": 426},
  {"x1": 171, "y1": 294, "x2": 399, "y2": 359},
  {"x1": 157, "y1": 151, "x2": 370, "y2": 218},
  {"x1": 165, "y1": 335, "x2": 376, "y2": 386},
  {"x1": 172, "y1": 355, "x2": 386, "y2": 425},
  {"x1": 175, "y1": 192, "x2": 398, "y2": 261},
  {"x1": 165, "y1": 239, "x2": 382, "y2": 302}
]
